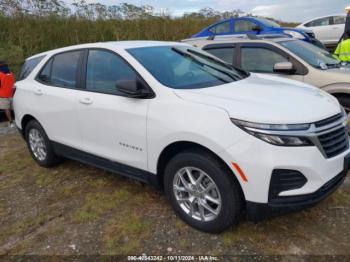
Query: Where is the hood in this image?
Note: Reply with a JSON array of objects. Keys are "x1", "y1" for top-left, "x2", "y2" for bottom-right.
[
  {"x1": 276, "y1": 27, "x2": 314, "y2": 37},
  {"x1": 321, "y1": 67, "x2": 350, "y2": 84},
  {"x1": 174, "y1": 74, "x2": 341, "y2": 124}
]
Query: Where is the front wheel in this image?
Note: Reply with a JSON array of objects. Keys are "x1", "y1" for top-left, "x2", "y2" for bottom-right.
[{"x1": 164, "y1": 150, "x2": 242, "y2": 233}]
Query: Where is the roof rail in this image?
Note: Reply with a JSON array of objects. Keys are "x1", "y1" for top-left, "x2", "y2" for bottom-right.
[
  {"x1": 205, "y1": 33, "x2": 288, "y2": 41},
  {"x1": 207, "y1": 35, "x2": 215, "y2": 40},
  {"x1": 246, "y1": 34, "x2": 258, "y2": 40}
]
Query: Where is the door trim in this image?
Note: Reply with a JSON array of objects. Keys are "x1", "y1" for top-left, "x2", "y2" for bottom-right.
[{"x1": 52, "y1": 141, "x2": 160, "y2": 189}]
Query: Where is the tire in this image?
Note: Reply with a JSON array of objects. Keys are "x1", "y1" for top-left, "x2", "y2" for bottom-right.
[
  {"x1": 164, "y1": 149, "x2": 242, "y2": 233},
  {"x1": 335, "y1": 95, "x2": 350, "y2": 113},
  {"x1": 334, "y1": 94, "x2": 350, "y2": 133},
  {"x1": 24, "y1": 120, "x2": 62, "y2": 167}
]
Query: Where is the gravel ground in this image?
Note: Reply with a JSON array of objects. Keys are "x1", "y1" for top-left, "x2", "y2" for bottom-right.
[
  {"x1": 0, "y1": 122, "x2": 16, "y2": 136},
  {"x1": 0, "y1": 125, "x2": 349, "y2": 260}
]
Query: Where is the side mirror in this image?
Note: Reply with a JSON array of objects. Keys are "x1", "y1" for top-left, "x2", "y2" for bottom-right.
[
  {"x1": 252, "y1": 25, "x2": 263, "y2": 33},
  {"x1": 116, "y1": 79, "x2": 152, "y2": 98},
  {"x1": 38, "y1": 74, "x2": 50, "y2": 83},
  {"x1": 273, "y1": 62, "x2": 295, "y2": 74}
]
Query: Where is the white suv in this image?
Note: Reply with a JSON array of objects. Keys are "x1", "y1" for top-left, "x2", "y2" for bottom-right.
[{"x1": 14, "y1": 41, "x2": 350, "y2": 233}]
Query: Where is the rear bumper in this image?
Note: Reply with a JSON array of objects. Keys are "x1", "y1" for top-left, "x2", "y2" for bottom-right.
[{"x1": 246, "y1": 153, "x2": 350, "y2": 222}]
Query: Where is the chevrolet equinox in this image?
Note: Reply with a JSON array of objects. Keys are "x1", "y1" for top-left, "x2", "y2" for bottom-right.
[{"x1": 14, "y1": 41, "x2": 350, "y2": 233}]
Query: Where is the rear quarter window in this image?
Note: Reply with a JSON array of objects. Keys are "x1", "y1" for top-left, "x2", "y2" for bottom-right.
[{"x1": 19, "y1": 55, "x2": 46, "y2": 80}]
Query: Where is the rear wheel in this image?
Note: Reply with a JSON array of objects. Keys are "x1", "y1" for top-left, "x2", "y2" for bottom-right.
[
  {"x1": 164, "y1": 150, "x2": 242, "y2": 233},
  {"x1": 24, "y1": 120, "x2": 62, "y2": 167}
]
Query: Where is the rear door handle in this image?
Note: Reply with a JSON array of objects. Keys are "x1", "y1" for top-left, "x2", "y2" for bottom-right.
[
  {"x1": 34, "y1": 89, "x2": 43, "y2": 96},
  {"x1": 79, "y1": 97, "x2": 93, "y2": 105}
]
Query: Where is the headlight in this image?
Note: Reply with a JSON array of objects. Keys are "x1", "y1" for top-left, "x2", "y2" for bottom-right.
[
  {"x1": 231, "y1": 119, "x2": 313, "y2": 146},
  {"x1": 283, "y1": 30, "x2": 306, "y2": 40},
  {"x1": 253, "y1": 133, "x2": 312, "y2": 146}
]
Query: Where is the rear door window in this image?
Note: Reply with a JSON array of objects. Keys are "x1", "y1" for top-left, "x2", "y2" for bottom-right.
[
  {"x1": 332, "y1": 16, "x2": 346, "y2": 25},
  {"x1": 51, "y1": 51, "x2": 81, "y2": 88},
  {"x1": 37, "y1": 50, "x2": 82, "y2": 88},
  {"x1": 305, "y1": 17, "x2": 331, "y2": 27},
  {"x1": 19, "y1": 55, "x2": 45, "y2": 80},
  {"x1": 209, "y1": 21, "x2": 231, "y2": 34},
  {"x1": 205, "y1": 47, "x2": 235, "y2": 64},
  {"x1": 234, "y1": 20, "x2": 258, "y2": 32}
]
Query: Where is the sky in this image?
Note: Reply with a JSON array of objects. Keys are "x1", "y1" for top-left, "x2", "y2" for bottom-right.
[{"x1": 63, "y1": 0, "x2": 350, "y2": 22}]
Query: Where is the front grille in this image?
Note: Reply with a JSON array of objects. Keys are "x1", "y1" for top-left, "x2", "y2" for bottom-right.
[
  {"x1": 269, "y1": 170, "x2": 347, "y2": 206},
  {"x1": 269, "y1": 169, "x2": 307, "y2": 203},
  {"x1": 318, "y1": 127, "x2": 349, "y2": 158},
  {"x1": 315, "y1": 113, "x2": 343, "y2": 128}
]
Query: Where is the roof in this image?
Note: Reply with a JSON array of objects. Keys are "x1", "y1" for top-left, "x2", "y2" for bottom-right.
[
  {"x1": 299, "y1": 14, "x2": 345, "y2": 26},
  {"x1": 182, "y1": 35, "x2": 294, "y2": 48},
  {"x1": 26, "y1": 41, "x2": 187, "y2": 60}
]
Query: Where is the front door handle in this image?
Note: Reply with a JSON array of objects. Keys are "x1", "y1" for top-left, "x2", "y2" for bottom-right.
[
  {"x1": 34, "y1": 89, "x2": 43, "y2": 96},
  {"x1": 79, "y1": 97, "x2": 93, "y2": 105}
]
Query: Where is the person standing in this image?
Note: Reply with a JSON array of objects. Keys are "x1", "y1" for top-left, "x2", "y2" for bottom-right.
[
  {"x1": 0, "y1": 61, "x2": 15, "y2": 127},
  {"x1": 339, "y1": 6, "x2": 350, "y2": 43},
  {"x1": 334, "y1": 32, "x2": 350, "y2": 63}
]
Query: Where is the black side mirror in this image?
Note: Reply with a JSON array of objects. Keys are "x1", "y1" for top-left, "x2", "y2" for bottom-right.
[
  {"x1": 38, "y1": 74, "x2": 50, "y2": 83},
  {"x1": 116, "y1": 79, "x2": 152, "y2": 98},
  {"x1": 252, "y1": 25, "x2": 263, "y2": 33}
]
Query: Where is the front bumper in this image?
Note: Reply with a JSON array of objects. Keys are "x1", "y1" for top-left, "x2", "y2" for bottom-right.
[{"x1": 246, "y1": 152, "x2": 350, "y2": 222}]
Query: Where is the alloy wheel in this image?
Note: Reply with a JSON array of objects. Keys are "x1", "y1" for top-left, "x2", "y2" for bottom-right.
[
  {"x1": 28, "y1": 128, "x2": 47, "y2": 161},
  {"x1": 173, "y1": 167, "x2": 222, "y2": 222}
]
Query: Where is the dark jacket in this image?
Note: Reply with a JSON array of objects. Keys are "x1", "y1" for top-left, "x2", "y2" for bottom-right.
[
  {"x1": 345, "y1": 14, "x2": 350, "y2": 35},
  {"x1": 0, "y1": 65, "x2": 10, "y2": 74},
  {"x1": 340, "y1": 13, "x2": 350, "y2": 43}
]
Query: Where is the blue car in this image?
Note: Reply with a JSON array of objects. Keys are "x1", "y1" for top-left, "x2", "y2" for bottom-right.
[{"x1": 192, "y1": 17, "x2": 325, "y2": 48}]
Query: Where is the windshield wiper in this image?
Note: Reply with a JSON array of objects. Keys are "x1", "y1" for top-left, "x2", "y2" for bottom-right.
[
  {"x1": 187, "y1": 48, "x2": 250, "y2": 77},
  {"x1": 187, "y1": 49, "x2": 232, "y2": 68},
  {"x1": 172, "y1": 47, "x2": 241, "y2": 81},
  {"x1": 326, "y1": 62, "x2": 341, "y2": 68}
]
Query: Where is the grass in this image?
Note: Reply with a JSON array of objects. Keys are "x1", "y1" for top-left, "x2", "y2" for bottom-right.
[
  {"x1": 0, "y1": 13, "x2": 298, "y2": 79},
  {"x1": 0, "y1": 15, "x2": 216, "y2": 78},
  {"x1": 73, "y1": 190, "x2": 130, "y2": 223},
  {"x1": 103, "y1": 213, "x2": 152, "y2": 254},
  {"x1": 328, "y1": 188, "x2": 350, "y2": 206}
]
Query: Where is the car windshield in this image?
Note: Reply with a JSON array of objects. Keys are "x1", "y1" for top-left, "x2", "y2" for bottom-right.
[
  {"x1": 279, "y1": 40, "x2": 340, "y2": 69},
  {"x1": 127, "y1": 46, "x2": 249, "y2": 89},
  {"x1": 255, "y1": 18, "x2": 281, "y2": 28}
]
